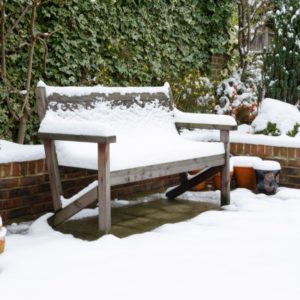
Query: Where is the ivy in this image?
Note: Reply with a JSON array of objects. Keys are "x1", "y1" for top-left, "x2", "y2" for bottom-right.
[{"x1": 1, "y1": 0, "x2": 233, "y2": 143}]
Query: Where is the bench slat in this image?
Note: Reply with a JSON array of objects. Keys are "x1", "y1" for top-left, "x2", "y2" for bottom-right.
[{"x1": 39, "y1": 132, "x2": 116, "y2": 144}]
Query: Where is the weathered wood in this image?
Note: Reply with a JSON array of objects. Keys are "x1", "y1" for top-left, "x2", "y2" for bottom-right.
[
  {"x1": 166, "y1": 166, "x2": 222, "y2": 199},
  {"x1": 98, "y1": 143, "x2": 111, "y2": 234},
  {"x1": 220, "y1": 130, "x2": 230, "y2": 206},
  {"x1": 43, "y1": 139, "x2": 62, "y2": 211},
  {"x1": 35, "y1": 86, "x2": 47, "y2": 120},
  {"x1": 175, "y1": 121, "x2": 237, "y2": 131},
  {"x1": 110, "y1": 154, "x2": 225, "y2": 186},
  {"x1": 49, "y1": 185, "x2": 98, "y2": 227},
  {"x1": 38, "y1": 132, "x2": 116, "y2": 144},
  {"x1": 47, "y1": 91, "x2": 173, "y2": 111}
]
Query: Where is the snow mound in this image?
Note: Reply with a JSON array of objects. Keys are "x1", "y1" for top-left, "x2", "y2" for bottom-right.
[
  {"x1": 252, "y1": 98, "x2": 300, "y2": 135},
  {"x1": 231, "y1": 156, "x2": 262, "y2": 168},
  {"x1": 253, "y1": 160, "x2": 281, "y2": 171},
  {"x1": 0, "y1": 140, "x2": 45, "y2": 163}
]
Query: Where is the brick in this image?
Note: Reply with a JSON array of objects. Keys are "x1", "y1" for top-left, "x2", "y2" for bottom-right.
[
  {"x1": 244, "y1": 144, "x2": 250, "y2": 155},
  {"x1": 0, "y1": 177, "x2": 19, "y2": 189},
  {"x1": 7, "y1": 207, "x2": 31, "y2": 219},
  {"x1": 28, "y1": 161, "x2": 37, "y2": 175},
  {"x1": 264, "y1": 146, "x2": 273, "y2": 157},
  {"x1": 250, "y1": 144, "x2": 258, "y2": 156},
  {"x1": 19, "y1": 174, "x2": 47, "y2": 186},
  {"x1": 30, "y1": 202, "x2": 53, "y2": 215},
  {"x1": 273, "y1": 147, "x2": 280, "y2": 158},
  {"x1": 231, "y1": 143, "x2": 238, "y2": 154},
  {"x1": 0, "y1": 163, "x2": 12, "y2": 178},
  {"x1": 280, "y1": 147, "x2": 288, "y2": 158},
  {"x1": 288, "y1": 148, "x2": 296, "y2": 160},
  {"x1": 287, "y1": 176, "x2": 300, "y2": 185},
  {"x1": 296, "y1": 149, "x2": 300, "y2": 159},
  {"x1": 12, "y1": 163, "x2": 20, "y2": 177},
  {"x1": 237, "y1": 143, "x2": 244, "y2": 154},
  {"x1": 36, "y1": 159, "x2": 46, "y2": 173},
  {"x1": 257, "y1": 145, "x2": 264, "y2": 157},
  {"x1": 0, "y1": 190, "x2": 9, "y2": 199},
  {"x1": 19, "y1": 161, "x2": 28, "y2": 176},
  {"x1": 282, "y1": 167, "x2": 299, "y2": 176}
]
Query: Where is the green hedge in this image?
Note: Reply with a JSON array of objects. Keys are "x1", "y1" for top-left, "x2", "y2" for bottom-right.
[{"x1": 1, "y1": 0, "x2": 233, "y2": 142}]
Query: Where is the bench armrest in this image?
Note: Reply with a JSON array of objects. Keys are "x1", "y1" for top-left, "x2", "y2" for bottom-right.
[
  {"x1": 174, "y1": 109, "x2": 237, "y2": 131},
  {"x1": 38, "y1": 132, "x2": 116, "y2": 144}
]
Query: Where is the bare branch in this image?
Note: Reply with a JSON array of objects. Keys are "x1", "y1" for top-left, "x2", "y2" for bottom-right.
[{"x1": 5, "y1": 4, "x2": 31, "y2": 39}]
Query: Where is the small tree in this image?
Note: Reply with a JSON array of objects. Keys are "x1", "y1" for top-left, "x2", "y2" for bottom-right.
[
  {"x1": 263, "y1": 0, "x2": 300, "y2": 104},
  {"x1": 236, "y1": 0, "x2": 273, "y2": 81}
]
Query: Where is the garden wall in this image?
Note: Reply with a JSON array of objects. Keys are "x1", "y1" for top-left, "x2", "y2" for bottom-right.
[{"x1": 1, "y1": 142, "x2": 299, "y2": 223}]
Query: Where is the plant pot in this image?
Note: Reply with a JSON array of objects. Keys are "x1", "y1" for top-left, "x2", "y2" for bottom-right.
[
  {"x1": 234, "y1": 166, "x2": 257, "y2": 190},
  {"x1": 254, "y1": 160, "x2": 281, "y2": 195},
  {"x1": 213, "y1": 171, "x2": 234, "y2": 190},
  {"x1": 188, "y1": 169, "x2": 206, "y2": 191},
  {"x1": 0, "y1": 238, "x2": 5, "y2": 254},
  {"x1": 0, "y1": 227, "x2": 6, "y2": 254},
  {"x1": 232, "y1": 156, "x2": 262, "y2": 190}
]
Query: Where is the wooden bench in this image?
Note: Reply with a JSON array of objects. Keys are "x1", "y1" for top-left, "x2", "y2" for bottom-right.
[{"x1": 36, "y1": 82, "x2": 237, "y2": 234}]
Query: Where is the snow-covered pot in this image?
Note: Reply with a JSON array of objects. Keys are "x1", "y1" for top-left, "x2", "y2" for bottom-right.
[
  {"x1": 232, "y1": 156, "x2": 262, "y2": 190},
  {"x1": 0, "y1": 216, "x2": 6, "y2": 254},
  {"x1": 253, "y1": 161, "x2": 281, "y2": 195}
]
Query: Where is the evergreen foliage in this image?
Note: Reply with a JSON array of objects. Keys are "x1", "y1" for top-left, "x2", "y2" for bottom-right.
[
  {"x1": 263, "y1": 0, "x2": 300, "y2": 104},
  {"x1": 0, "y1": 0, "x2": 233, "y2": 143}
]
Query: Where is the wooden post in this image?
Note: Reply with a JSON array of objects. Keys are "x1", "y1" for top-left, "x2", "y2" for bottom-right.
[
  {"x1": 220, "y1": 130, "x2": 230, "y2": 206},
  {"x1": 98, "y1": 143, "x2": 111, "y2": 234},
  {"x1": 44, "y1": 139, "x2": 62, "y2": 211}
]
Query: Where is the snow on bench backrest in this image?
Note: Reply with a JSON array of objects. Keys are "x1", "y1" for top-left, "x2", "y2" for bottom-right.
[{"x1": 37, "y1": 81, "x2": 177, "y2": 140}]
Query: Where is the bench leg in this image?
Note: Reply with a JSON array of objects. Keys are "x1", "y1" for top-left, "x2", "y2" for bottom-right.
[
  {"x1": 220, "y1": 130, "x2": 230, "y2": 206},
  {"x1": 98, "y1": 143, "x2": 111, "y2": 234},
  {"x1": 44, "y1": 139, "x2": 62, "y2": 212}
]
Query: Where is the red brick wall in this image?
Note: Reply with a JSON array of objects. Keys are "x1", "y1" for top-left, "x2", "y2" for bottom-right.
[
  {"x1": 0, "y1": 160, "x2": 181, "y2": 223},
  {"x1": 231, "y1": 143, "x2": 300, "y2": 189}
]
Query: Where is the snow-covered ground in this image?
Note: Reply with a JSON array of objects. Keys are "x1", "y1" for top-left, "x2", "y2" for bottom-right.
[{"x1": 1, "y1": 188, "x2": 300, "y2": 300}]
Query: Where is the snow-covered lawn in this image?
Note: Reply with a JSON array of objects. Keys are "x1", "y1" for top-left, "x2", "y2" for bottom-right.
[{"x1": 1, "y1": 188, "x2": 300, "y2": 300}]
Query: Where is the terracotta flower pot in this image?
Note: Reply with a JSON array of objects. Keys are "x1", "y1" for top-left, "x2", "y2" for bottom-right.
[
  {"x1": 232, "y1": 156, "x2": 263, "y2": 190},
  {"x1": 188, "y1": 169, "x2": 206, "y2": 191},
  {"x1": 234, "y1": 166, "x2": 257, "y2": 190},
  {"x1": 213, "y1": 171, "x2": 234, "y2": 190},
  {"x1": 0, "y1": 238, "x2": 5, "y2": 254},
  {"x1": 0, "y1": 220, "x2": 6, "y2": 254}
]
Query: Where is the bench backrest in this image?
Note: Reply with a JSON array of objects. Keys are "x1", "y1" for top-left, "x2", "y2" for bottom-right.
[{"x1": 36, "y1": 82, "x2": 177, "y2": 140}]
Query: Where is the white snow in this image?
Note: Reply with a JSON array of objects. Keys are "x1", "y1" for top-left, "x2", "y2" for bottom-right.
[
  {"x1": 38, "y1": 80, "x2": 170, "y2": 97},
  {"x1": 0, "y1": 226, "x2": 6, "y2": 239},
  {"x1": 39, "y1": 110, "x2": 116, "y2": 137},
  {"x1": 0, "y1": 139, "x2": 45, "y2": 163},
  {"x1": 181, "y1": 127, "x2": 300, "y2": 148},
  {"x1": 174, "y1": 108, "x2": 237, "y2": 127},
  {"x1": 253, "y1": 160, "x2": 281, "y2": 171},
  {"x1": 39, "y1": 90, "x2": 225, "y2": 171},
  {"x1": 252, "y1": 98, "x2": 300, "y2": 135},
  {"x1": 231, "y1": 156, "x2": 262, "y2": 168},
  {"x1": 2, "y1": 188, "x2": 300, "y2": 300}
]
